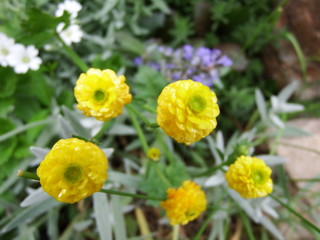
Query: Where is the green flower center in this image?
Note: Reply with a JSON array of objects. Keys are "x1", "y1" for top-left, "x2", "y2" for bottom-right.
[
  {"x1": 185, "y1": 210, "x2": 196, "y2": 218},
  {"x1": 188, "y1": 95, "x2": 207, "y2": 113},
  {"x1": 252, "y1": 170, "x2": 267, "y2": 185},
  {"x1": 64, "y1": 165, "x2": 83, "y2": 183},
  {"x1": 22, "y1": 56, "x2": 30, "y2": 64},
  {"x1": 94, "y1": 89, "x2": 107, "y2": 102},
  {"x1": 1, "y1": 47, "x2": 9, "y2": 56}
]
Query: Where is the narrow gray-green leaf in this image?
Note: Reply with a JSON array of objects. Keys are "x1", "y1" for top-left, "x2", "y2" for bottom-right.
[
  {"x1": 93, "y1": 193, "x2": 113, "y2": 240},
  {"x1": 255, "y1": 89, "x2": 267, "y2": 121},
  {"x1": 111, "y1": 195, "x2": 127, "y2": 240},
  {"x1": 1, "y1": 198, "x2": 61, "y2": 233}
]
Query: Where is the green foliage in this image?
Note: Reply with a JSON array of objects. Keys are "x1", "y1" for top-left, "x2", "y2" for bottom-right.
[
  {"x1": 133, "y1": 66, "x2": 167, "y2": 109},
  {"x1": 20, "y1": 8, "x2": 70, "y2": 47},
  {"x1": 140, "y1": 159, "x2": 189, "y2": 206},
  {"x1": 169, "y1": 15, "x2": 194, "y2": 47}
]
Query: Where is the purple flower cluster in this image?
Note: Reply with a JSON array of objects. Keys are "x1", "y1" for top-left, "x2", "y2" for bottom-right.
[{"x1": 133, "y1": 44, "x2": 233, "y2": 87}]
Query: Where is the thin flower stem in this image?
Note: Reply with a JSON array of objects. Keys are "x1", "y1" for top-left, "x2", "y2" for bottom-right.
[
  {"x1": 126, "y1": 104, "x2": 173, "y2": 188},
  {"x1": 55, "y1": 31, "x2": 89, "y2": 72},
  {"x1": 17, "y1": 170, "x2": 40, "y2": 181},
  {"x1": 99, "y1": 189, "x2": 165, "y2": 201},
  {"x1": 270, "y1": 118, "x2": 285, "y2": 155},
  {"x1": 151, "y1": 161, "x2": 172, "y2": 188},
  {"x1": 192, "y1": 161, "x2": 227, "y2": 177},
  {"x1": 18, "y1": 171, "x2": 165, "y2": 201},
  {"x1": 172, "y1": 224, "x2": 180, "y2": 240},
  {"x1": 291, "y1": 178, "x2": 320, "y2": 182},
  {"x1": 192, "y1": 207, "x2": 217, "y2": 240},
  {"x1": 279, "y1": 141, "x2": 320, "y2": 156},
  {"x1": 0, "y1": 118, "x2": 53, "y2": 142},
  {"x1": 238, "y1": 209, "x2": 256, "y2": 240},
  {"x1": 269, "y1": 194, "x2": 320, "y2": 233},
  {"x1": 92, "y1": 120, "x2": 113, "y2": 140},
  {"x1": 126, "y1": 104, "x2": 149, "y2": 155},
  {"x1": 127, "y1": 104, "x2": 151, "y2": 126}
]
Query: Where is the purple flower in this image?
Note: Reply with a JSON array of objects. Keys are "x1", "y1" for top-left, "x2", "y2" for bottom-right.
[
  {"x1": 186, "y1": 67, "x2": 195, "y2": 76},
  {"x1": 196, "y1": 47, "x2": 211, "y2": 58},
  {"x1": 148, "y1": 61, "x2": 160, "y2": 70},
  {"x1": 209, "y1": 69, "x2": 219, "y2": 81},
  {"x1": 172, "y1": 71, "x2": 182, "y2": 80},
  {"x1": 216, "y1": 55, "x2": 233, "y2": 67},
  {"x1": 182, "y1": 44, "x2": 194, "y2": 60},
  {"x1": 164, "y1": 47, "x2": 173, "y2": 57},
  {"x1": 166, "y1": 63, "x2": 176, "y2": 69},
  {"x1": 133, "y1": 57, "x2": 143, "y2": 66}
]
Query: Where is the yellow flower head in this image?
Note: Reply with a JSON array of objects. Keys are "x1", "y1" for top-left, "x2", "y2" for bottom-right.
[
  {"x1": 225, "y1": 155, "x2": 273, "y2": 199},
  {"x1": 37, "y1": 138, "x2": 108, "y2": 203},
  {"x1": 161, "y1": 180, "x2": 207, "y2": 225},
  {"x1": 74, "y1": 68, "x2": 132, "y2": 121},
  {"x1": 147, "y1": 147, "x2": 161, "y2": 161},
  {"x1": 156, "y1": 80, "x2": 220, "y2": 145}
]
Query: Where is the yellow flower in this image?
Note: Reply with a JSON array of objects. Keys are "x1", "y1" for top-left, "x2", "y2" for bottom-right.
[
  {"x1": 37, "y1": 138, "x2": 108, "y2": 203},
  {"x1": 156, "y1": 80, "x2": 219, "y2": 145},
  {"x1": 74, "y1": 68, "x2": 132, "y2": 121},
  {"x1": 161, "y1": 180, "x2": 207, "y2": 225},
  {"x1": 225, "y1": 155, "x2": 273, "y2": 199},
  {"x1": 147, "y1": 147, "x2": 161, "y2": 161}
]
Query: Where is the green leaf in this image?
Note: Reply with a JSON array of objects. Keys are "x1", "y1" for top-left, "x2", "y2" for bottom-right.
[
  {"x1": 116, "y1": 32, "x2": 145, "y2": 55},
  {"x1": 0, "y1": 118, "x2": 17, "y2": 165},
  {"x1": 140, "y1": 159, "x2": 189, "y2": 206},
  {"x1": 133, "y1": 66, "x2": 167, "y2": 109},
  {"x1": 14, "y1": 96, "x2": 41, "y2": 122},
  {"x1": 28, "y1": 71, "x2": 53, "y2": 106},
  {"x1": 0, "y1": 67, "x2": 18, "y2": 99},
  {"x1": 1, "y1": 198, "x2": 61, "y2": 233},
  {"x1": 26, "y1": 110, "x2": 49, "y2": 142},
  {"x1": 165, "y1": 159, "x2": 190, "y2": 187},
  {"x1": 19, "y1": 8, "x2": 70, "y2": 47},
  {"x1": 140, "y1": 162, "x2": 168, "y2": 206},
  {"x1": 169, "y1": 15, "x2": 194, "y2": 47},
  {"x1": 21, "y1": 8, "x2": 70, "y2": 34},
  {"x1": 92, "y1": 54, "x2": 126, "y2": 72},
  {"x1": 0, "y1": 98, "x2": 14, "y2": 117}
]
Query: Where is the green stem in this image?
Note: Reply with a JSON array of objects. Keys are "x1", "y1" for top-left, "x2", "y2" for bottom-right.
[
  {"x1": 172, "y1": 224, "x2": 180, "y2": 240},
  {"x1": 192, "y1": 207, "x2": 216, "y2": 240},
  {"x1": 280, "y1": 141, "x2": 320, "y2": 156},
  {"x1": 55, "y1": 32, "x2": 89, "y2": 72},
  {"x1": 99, "y1": 189, "x2": 165, "y2": 201},
  {"x1": 92, "y1": 120, "x2": 113, "y2": 140},
  {"x1": 270, "y1": 124, "x2": 284, "y2": 155},
  {"x1": 192, "y1": 161, "x2": 228, "y2": 177},
  {"x1": 126, "y1": 104, "x2": 149, "y2": 154},
  {"x1": 151, "y1": 161, "x2": 172, "y2": 188},
  {"x1": 18, "y1": 171, "x2": 165, "y2": 201},
  {"x1": 0, "y1": 119, "x2": 53, "y2": 142},
  {"x1": 17, "y1": 170, "x2": 40, "y2": 181},
  {"x1": 291, "y1": 178, "x2": 320, "y2": 182},
  {"x1": 269, "y1": 194, "x2": 320, "y2": 233},
  {"x1": 238, "y1": 209, "x2": 255, "y2": 240},
  {"x1": 127, "y1": 104, "x2": 151, "y2": 126}
]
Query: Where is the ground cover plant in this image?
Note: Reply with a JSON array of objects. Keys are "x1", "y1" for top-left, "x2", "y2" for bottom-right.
[{"x1": 0, "y1": 0, "x2": 320, "y2": 239}]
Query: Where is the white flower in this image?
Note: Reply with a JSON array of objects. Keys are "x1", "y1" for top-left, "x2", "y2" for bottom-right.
[
  {"x1": 0, "y1": 32, "x2": 16, "y2": 67},
  {"x1": 7, "y1": 44, "x2": 42, "y2": 74},
  {"x1": 55, "y1": 0, "x2": 82, "y2": 18},
  {"x1": 57, "y1": 23, "x2": 83, "y2": 45}
]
